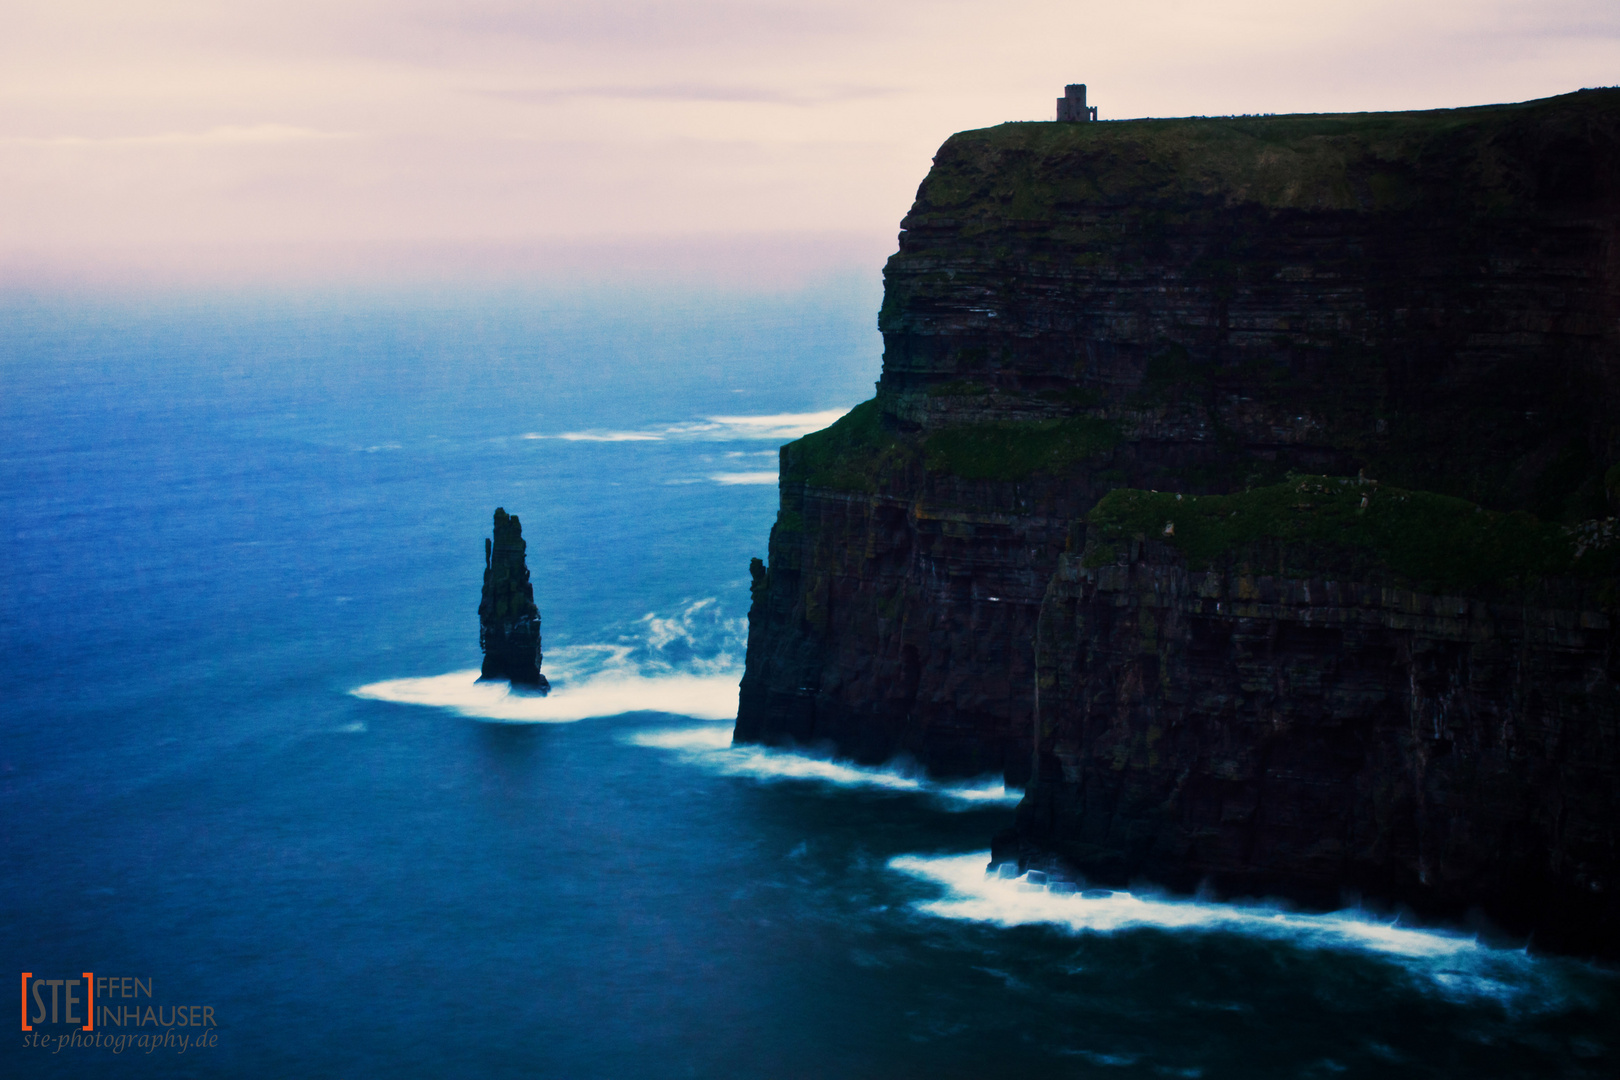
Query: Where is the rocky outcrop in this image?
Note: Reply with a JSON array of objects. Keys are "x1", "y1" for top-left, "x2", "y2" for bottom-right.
[
  {"x1": 735, "y1": 90, "x2": 1620, "y2": 952},
  {"x1": 737, "y1": 89, "x2": 1620, "y2": 785},
  {"x1": 1004, "y1": 479, "x2": 1618, "y2": 955},
  {"x1": 479, "y1": 508, "x2": 549, "y2": 689}
]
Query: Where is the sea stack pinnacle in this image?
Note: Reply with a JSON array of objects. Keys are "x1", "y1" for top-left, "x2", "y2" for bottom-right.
[{"x1": 479, "y1": 508, "x2": 549, "y2": 690}]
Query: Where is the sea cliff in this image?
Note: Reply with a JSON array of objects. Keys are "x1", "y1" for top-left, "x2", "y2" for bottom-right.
[
  {"x1": 1013, "y1": 479, "x2": 1617, "y2": 955},
  {"x1": 735, "y1": 89, "x2": 1620, "y2": 952}
]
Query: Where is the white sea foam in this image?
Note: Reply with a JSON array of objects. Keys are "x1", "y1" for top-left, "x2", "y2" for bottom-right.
[
  {"x1": 635, "y1": 599, "x2": 745, "y2": 671},
  {"x1": 522, "y1": 407, "x2": 850, "y2": 445},
  {"x1": 623, "y1": 723, "x2": 1023, "y2": 807},
  {"x1": 708, "y1": 471, "x2": 779, "y2": 485},
  {"x1": 695, "y1": 409, "x2": 850, "y2": 440},
  {"x1": 353, "y1": 599, "x2": 749, "y2": 723},
  {"x1": 889, "y1": 852, "x2": 1484, "y2": 957},
  {"x1": 888, "y1": 852, "x2": 1556, "y2": 1000},
  {"x1": 352, "y1": 668, "x2": 739, "y2": 723},
  {"x1": 523, "y1": 431, "x2": 664, "y2": 442}
]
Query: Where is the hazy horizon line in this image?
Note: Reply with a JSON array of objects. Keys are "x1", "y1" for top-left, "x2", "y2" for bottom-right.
[{"x1": 0, "y1": 230, "x2": 897, "y2": 297}]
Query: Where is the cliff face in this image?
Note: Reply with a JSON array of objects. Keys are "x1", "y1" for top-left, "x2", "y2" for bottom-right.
[
  {"x1": 480, "y1": 508, "x2": 549, "y2": 689},
  {"x1": 737, "y1": 90, "x2": 1620, "y2": 789},
  {"x1": 1009, "y1": 479, "x2": 1618, "y2": 954}
]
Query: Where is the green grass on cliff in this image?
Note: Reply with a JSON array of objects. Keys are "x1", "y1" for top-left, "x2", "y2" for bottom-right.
[
  {"x1": 780, "y1": 399, "x2": 907, "y2": 493},
  {"x1": 923, "y1": 416, "x2": 1118, "y2": 481},
  {"x1": 780, "y1": 399, "x2": 1122, "y2": 491},
  {"x1": 1086, "y1": 475, "x2": 1618, "y2": 593}
]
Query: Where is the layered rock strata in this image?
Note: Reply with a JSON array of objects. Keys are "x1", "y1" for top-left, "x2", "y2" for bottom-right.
[
  {"x1": 480, "y1": 508, "x2": 549, "y2": 689},
  {"x1": 1006, "y1": 479, "x2": 1617, "y2": 955},
  {"x1": 737, "y1": 90, "x2": 1620, "y2": 786}
]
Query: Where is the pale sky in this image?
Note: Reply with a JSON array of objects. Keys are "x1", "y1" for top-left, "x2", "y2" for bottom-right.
[{"x1": 3, "y1": 0, "x2": 1616, "y2": 286}]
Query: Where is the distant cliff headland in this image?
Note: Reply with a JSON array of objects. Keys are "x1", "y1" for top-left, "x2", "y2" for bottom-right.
[{"x1": 735, "y1": 90, "x2": 1620, "y2": 956}]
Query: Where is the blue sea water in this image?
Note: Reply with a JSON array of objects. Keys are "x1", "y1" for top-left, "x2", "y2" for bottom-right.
[{"x1": 2, "y1": 282, "x2": 1617, "y2": 1078}]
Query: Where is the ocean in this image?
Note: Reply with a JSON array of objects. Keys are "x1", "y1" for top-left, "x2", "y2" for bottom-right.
[{"x1": 2, "y1": 281, "x2": 1616, "y2": 1078}]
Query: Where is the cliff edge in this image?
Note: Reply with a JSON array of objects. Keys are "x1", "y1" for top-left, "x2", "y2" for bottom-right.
[{"x1": 736, "y1": 90, "x2": 1620, "y2": 953}]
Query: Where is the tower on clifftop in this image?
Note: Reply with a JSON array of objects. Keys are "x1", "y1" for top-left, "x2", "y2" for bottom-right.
[{"x1": 1057, "y1": 84, "x2": 1098, "y2": 121}]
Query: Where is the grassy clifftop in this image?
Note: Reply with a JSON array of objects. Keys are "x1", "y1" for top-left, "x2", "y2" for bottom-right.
[
  {"x1": 913, "y1": 88, "x2": 1620, "y2": 221},
  {"x1": 779, "y1": 398, "x2": 1123, "y2": 490}
]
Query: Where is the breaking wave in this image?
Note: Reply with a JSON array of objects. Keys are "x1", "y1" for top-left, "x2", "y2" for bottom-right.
[
  {"x1": 889, "y1": 852, "x2": 1559, "y2": 1003},
  {"x1": 521, "y1": 407, "x2": 850, "y2": 445},
  {"x1": 352, "y1": 668, "x2": 739, "y2": 722},
  {"x1": 623, "y1": 724, "x2": 1022, "y2": 808},
  {"x1": 707, "y1": 471, "x2": 779, "y2": 485},
  {"x1": 352, "y1": 599, "x2": 745, "y2": 723},
  {"x1": 354, "y1": 599, "x2": 745, "y2": 725}
]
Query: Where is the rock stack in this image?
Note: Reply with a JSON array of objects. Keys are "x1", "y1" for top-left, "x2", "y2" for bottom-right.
[{"x1": 479, "y1": 508, "x2": 549, "y2": 690}]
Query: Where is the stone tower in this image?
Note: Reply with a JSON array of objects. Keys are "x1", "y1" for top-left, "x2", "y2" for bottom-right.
[
  {"x1": 478, "y1": 508, "x2": 549, "y2": 689},
  {"x1": 1056, "y1": 84, "x2": 1098, "y2": 121}
]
